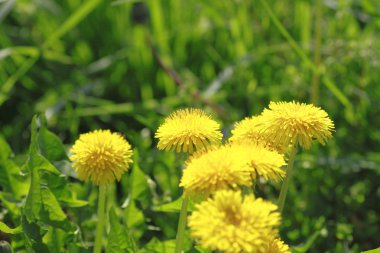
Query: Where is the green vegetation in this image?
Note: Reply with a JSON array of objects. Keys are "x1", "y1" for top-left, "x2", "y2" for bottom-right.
[{"x1": 1, "y1": 0, "x2": 380, "y2": 252}]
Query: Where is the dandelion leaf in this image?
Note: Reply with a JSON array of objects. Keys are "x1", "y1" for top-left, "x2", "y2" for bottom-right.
[{"x1": 106, "y1": 208, "x2": 137, "y2": 253}]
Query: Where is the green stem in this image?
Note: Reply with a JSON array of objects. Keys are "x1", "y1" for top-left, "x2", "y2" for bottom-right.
[
  {"x1": 278, "y1": 146, "x2": 297, "y2": 213},
  {"x1": 175, "y1": 195, "x2": 189, "y2": 253},
  {"x1": 311, "y1": 0, "x2": 323, "y2": 105},
  {"x1": 94, "y1": 185, "x2": 107, "y2": 253}
]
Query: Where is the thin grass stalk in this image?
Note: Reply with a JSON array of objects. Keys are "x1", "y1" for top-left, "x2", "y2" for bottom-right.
[
  {"x1": 94, "y1": 185, "x2": 107, "y2": 253},
  {"x1": 258, "y1": 0, "x2": 352, "y2": 112},
  {"x1": 175, "y1": 195, "x2": 189, "y2": 253},
  {"x1": 278, "y1": 146, "x2": 297, "y2": 213},
  {"x1": 311, "y1": 0, "x2": 323, "y2": 105}
]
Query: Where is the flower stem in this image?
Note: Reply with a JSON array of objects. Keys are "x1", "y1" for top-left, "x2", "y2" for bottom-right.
[
  {"x1": 94, "y1": 185, "x2": 107, "y2": 253},
  {"x1": 175, "y1": 195, "x2": 189, "y2": 253},
  {"x1": 278, "y1": 146, "x2": 297, "y2": 213}
]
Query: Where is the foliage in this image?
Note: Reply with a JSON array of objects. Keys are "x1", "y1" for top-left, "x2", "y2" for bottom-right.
[{"x1": 1, "y1": 0, "x2": 380, "y2": 252}]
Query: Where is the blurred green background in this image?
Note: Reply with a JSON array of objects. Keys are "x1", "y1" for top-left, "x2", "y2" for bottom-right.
[{"x1": 1, "y1": 0, "x2": 380, "y2": 252}]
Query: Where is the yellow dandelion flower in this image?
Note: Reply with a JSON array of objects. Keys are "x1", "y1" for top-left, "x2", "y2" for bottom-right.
[
  {"x1": 236, "y1": 143, "x2": 286, "y2": 182},
  {"x1": 230, "y1": 116, "x2": 285, "y2": 152},
  {"x1": 70, "y1": 130, "x2": 133, "y2": 185},
  {"x1": 256, "y1": 101, "x2": 334, "y2": 149},
  {"x1": 188, "y1": 190, "x2": 281, "y2": 253},
  {"x1": 265, "y1": 238, "x2": 291, "y2": 253},
  {"x1": 155, "y1": 108, "x2": 222, "y2": 153},
  {"x1": 180, "y1": 145, "x2": 253, "y2": 196}
]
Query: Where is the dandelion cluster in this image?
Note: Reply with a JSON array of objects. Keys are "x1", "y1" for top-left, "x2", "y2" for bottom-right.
[
  {"x1": 70, "y1": 130, "x2": 133, "y2": 185},
  {"x1": 188, "y1": 190, "x2": 281, "y2": 253},
  {"x1": 67, "y1": 100, "x2": 333, "y2": 253},
  {"x1": 153, "y1": 103, "x2": 334, "y2": 253},
  {"x1": 155, "y1": 108, "x2": 222, "y2": 153}
]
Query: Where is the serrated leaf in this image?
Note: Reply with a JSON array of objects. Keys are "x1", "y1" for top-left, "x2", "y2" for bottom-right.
[
  {"x1": 24, "y1": 158, "x2": 42, "y2": 221},
  {"x1": 38, "y1": 116, "x2": 67, "y2": 162},
  {"x1": 25, "y1": 117, "x2": 65, "y2": 224},
  {"x1": 21, "y1": 215, "x2": 50, "y2": 253},
  {"x1": 30, "y1": 153, "x2": 61, "y2": 175},
  {"x1": 40, "y1": 186, "x2": 66, "y2": 221},
  {"x1": 24, "y1": 154, "x2": 61, "y2": 221},
  {"x1": 0, "y1": 221, "x2": 22, "y2": 234},
  {"x1": 106, "y1": 208, "x2": 137, "y2": 253}
]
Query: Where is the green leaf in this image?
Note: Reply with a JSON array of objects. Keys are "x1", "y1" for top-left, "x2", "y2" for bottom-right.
[
  {"x1": 125, "y1": 200, "x2": 145, "y2": 230},
  {"x1": 59, "y1": 198, "x2": 88, "y2": 208},
  {"x1": 362, "y1": 248, "x2": 380, "y2": 253},
  {"x1": 106, "y1": 208, "x2": 137, "y2": 253},
  {"x1": 24, "y1": 154, "x2": 62, "y2": 222},
  {"x1": 31, "y1": 153, "x2": 61, "y2": 174},
  {"x1": 0, "y1": 135, "x2": 12, "y2": 157},
  {"x1": 29, "y1": 115, "x2": 40, "y2": 155},
  {"x1": 153, "y1": 197, "x2": 183, "y2": 212},
  {"x1": 142, "y1": 238, "x2": 175, "y2": 253},
  {"x1": 0, "y1": 135, "x2": 28, "y2": 197},
  {"x1": 129, "y1": 150, "x2": 151, "y2": 203},
  {"x1": 24, "y1": 117, "x2": 66, "y2": 225},
  {"x1": 0, "y1": 221, "x2": 22, "y2": 234},
  {"x1": 24, "y1": 155, "x2": 61, "y2": 220},
  {"x1": 194, "y1": 246, "x2": 212, "y2": 253},
  {"x1": 40, "y1": 186, "x2": 66, "y2": 222},
  {"x1": 153, "y1": 197, "x2": 195, "y2": 213},
  {"x1": 43, "y1": 227, "x2": 67, "y2": 253},
  {"x1": 24, "y1": 157, "x2": 42, "y2": 221},
  {"x1": 21, "y1": 216, "x2": 50, "y2": 253},
  {"x1": 38, "y1": 116, "x2": 68, "y2": 162},
  {"x1": 124, "y1": 150, "x2": 149, "y2": 229},
  {"x1": 0, "y1": 192, "x2": 21, "y2": 216}
]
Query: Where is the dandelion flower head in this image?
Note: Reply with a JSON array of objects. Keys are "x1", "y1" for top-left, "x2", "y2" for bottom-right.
[
  {"x1": 155, "y1": 108, "x2": 222, "y2": 153},
  {"x1": 230, "y1": 116, "x2": 285, "y2": 152},
  {"x1": 70, "y1": 130, "x2": 133, "y2": 185},
  {"x1": 180, "y1": 145, "x2": 253, "y2": 196},
  {"x1": 188, "y1": 190, "x2": 281, "y2": 253},
  {"x1": 257, "y1": 101, "x2": 334, "y2": 149},
  {"x1": 265, "y1": 238, "x2": 291, "y2": 253}
]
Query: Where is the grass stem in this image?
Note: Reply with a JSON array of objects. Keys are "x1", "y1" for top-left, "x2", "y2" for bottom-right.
[
  {"x1": 94, "y1": 185, "x2": 107, "y2": 253},
  {"x1": 311, "y1": 0, "x2": 323, "y2": 105},
  {"x1": 175, "y1": 195, "x2": 189, "y2": 253},
  {"x1": 258, "y1": 0, "x2": 352, "y2": 112},
  {"x1": 278, "y1": 146, "x2": 297, "y2": 213}
]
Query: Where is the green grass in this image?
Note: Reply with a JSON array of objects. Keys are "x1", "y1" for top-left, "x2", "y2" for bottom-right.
[{"x1": 1, "y1": 0, "x2": 380, "y2": 252}]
